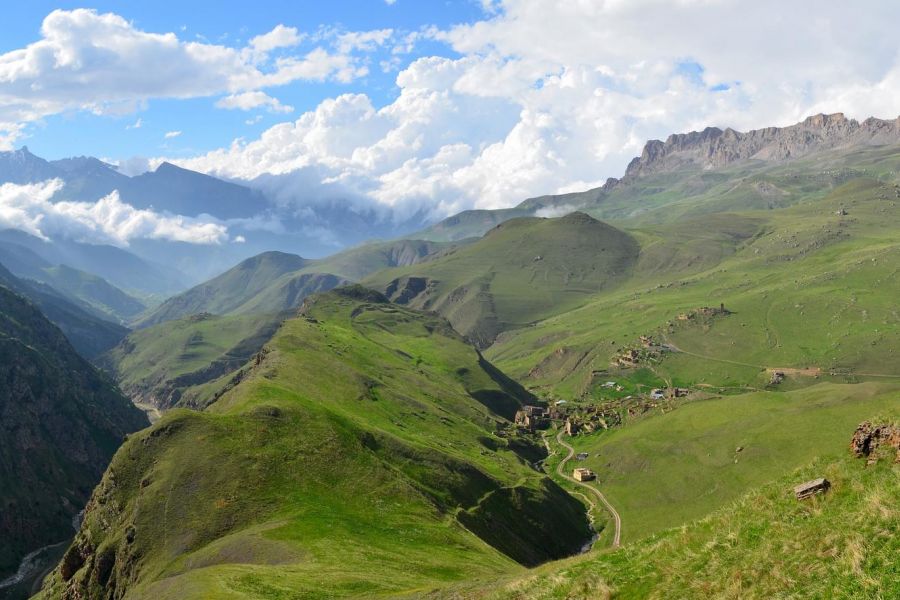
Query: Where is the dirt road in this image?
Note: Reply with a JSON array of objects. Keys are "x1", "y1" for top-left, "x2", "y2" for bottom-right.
[{"x1": 554, "y1": 430, "x2": 622, "y2": 548}]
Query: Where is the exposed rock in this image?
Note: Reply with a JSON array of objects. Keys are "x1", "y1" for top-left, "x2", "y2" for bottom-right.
[
  {"x1": 604, "y1": 113, "x2": 900, "y2": 187},
  {"x1": 850, "y1": 421, "x2": 900, "y2": 464}
]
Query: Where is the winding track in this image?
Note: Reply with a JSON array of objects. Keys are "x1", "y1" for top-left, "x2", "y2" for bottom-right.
[{"x1": 554, "y1": 430, "x2": 622, "y2": 548}]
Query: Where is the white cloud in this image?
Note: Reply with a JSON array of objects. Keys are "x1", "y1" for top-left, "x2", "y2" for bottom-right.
[
  {"x1": 216, "y1": 91, "x2": 293, "y2": 113},
  {"x1": 126, "y1": 117, "x2": 143, "y2": 130},
  {"x1": 0, "y1": 9, "x2": 376, "y2": 145},
  {"x1": 0, "y1": 180, "x2": 230, "y2": 246},
  {"x1": 249, "y1": 24, "x2": 303, "y2": 53},
  {"x1": 336, "y1": 29, "x2": 393, "y2": 54},
  {"x1": 164, "y1": 130, "x2": 182, "y2": 139}
]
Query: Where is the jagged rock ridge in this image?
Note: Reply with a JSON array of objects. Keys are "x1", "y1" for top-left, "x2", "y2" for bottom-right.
[{"x1": 614, "y1": 113, "x2": 900, "y2": 183}]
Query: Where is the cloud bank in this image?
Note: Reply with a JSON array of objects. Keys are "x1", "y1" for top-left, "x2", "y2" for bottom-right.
[
  {"x1": 170, "y1": 0, "x2": 900, "y2": 219},
  {"x1": 0, "y1": 180, "x2": 230, "y2": 246}
]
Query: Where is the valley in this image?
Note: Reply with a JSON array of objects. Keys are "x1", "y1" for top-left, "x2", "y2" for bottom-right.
[{"x1": 1, "y1": 114, "x2": 898, "y2": 599}]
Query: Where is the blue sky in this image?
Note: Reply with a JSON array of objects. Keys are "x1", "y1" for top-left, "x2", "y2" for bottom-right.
[{"x1": 2, "y1": 1, "x2": 486, "y2": 160}]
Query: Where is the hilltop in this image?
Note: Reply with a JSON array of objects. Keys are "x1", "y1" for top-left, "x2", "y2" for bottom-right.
[
  {"x1": 366, "y1": 213, "x2": 639, "y2": 347},
  {"x1": 135, "y1": 252, "x2": 342, "y2": 327}
]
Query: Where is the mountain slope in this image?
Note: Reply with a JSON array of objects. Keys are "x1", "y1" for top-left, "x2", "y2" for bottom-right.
[
  {"x1": 135, "y1": 251, "x2": 346, "y2": 327},
  {"x1": 0, "y1": 229, "x2": 187, "y2": 297},
  {"x1": 433, "y1": 415, "x2": 899, "y2": 599},
  {"x1": 38, "y1": 287, "x2": 590, "y2": 599},
  {"x1": 99, "y1": 312, "x2": 285, "y2": 410},
  {"x1": 0, "y1": 241, "x2": 147, "y2": 322},
  {"x1": 415, "y1": 113, "x2": 900, "y2": 243},
  {"x1": 367, "y1": 212, "x2": 639, "y2": 347},
  {"x1": 0, "y1": 286, "x2": 147, "y2": 583},
  {"x1": 0, "y1": 262, "x2": 127, "y2": 358},
  {"x1": 125, "y1": 162, "x2": 266, "y2": 219},
  {"x1": 301, "y1": 238, "x2": 458, "y2": 280}
]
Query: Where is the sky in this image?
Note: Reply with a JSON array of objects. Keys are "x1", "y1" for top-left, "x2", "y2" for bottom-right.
[{"x1": 2, "y1": 0, "x2": 900, "y2": 246}]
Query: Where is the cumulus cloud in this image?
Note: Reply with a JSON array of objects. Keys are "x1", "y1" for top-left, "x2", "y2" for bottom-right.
[
  {"x1": 0, "y1": 180, "x2": 230, "y2": 246},
  {"x1": 0, "y1": 9, "x2": 379, "y2": 145},
  {"x1": 249, "y1": 24, "x2": 303, "y2": 53},
  {"x1": 216, "y1": 91, "x2": 294, "y2": 113},
  {"x1": 168, "y1": 0, "x2": 900, "y2": 221}
]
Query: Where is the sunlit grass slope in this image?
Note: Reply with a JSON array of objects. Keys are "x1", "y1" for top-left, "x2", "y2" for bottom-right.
[
  {"x1": 365, "y1": 212, "x2": 640, "y2": 347},
  {"x1": 489, "y1": 178, "x2": 900, "y2": 399},
  {"x1": 39, "y1": 287, "x2": 590, "y2": 600}
]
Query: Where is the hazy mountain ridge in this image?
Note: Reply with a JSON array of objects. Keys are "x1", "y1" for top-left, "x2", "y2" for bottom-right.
[{"x1": 0, "y1": 261, "x2": 127, "y2": 358}]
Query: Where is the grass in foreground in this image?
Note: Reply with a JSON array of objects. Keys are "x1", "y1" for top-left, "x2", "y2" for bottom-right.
[{"x1": 429, "y1": 415, "x2": 899, "y2": 599}]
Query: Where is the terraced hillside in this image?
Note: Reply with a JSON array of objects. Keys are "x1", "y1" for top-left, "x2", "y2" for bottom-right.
[
  {"x1": 38, "y1": 288, "x2": 590, "y2": 599},
  {"x1": 367, "y1": 212, "x2": 639, "y2": 347}
]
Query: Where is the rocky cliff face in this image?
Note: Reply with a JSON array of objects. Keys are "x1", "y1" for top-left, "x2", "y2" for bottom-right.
[
  {"x1": 612, "y1": 113, "x2": 900, "y2": 184},
  {"x1": 0, "y1": 286, "x2": 147, "y2": 579}
]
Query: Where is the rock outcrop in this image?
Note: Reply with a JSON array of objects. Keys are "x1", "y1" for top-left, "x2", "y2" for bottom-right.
[
  {"x1": 850, "y1": 421, "x2": 900, "y2": 464},
  {"x1": 606, "y1": 113, "x2": 900, "y2": 186}
]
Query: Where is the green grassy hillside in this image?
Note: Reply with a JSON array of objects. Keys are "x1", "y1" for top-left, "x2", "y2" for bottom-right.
[
  {"x1": 548, "y1": 383, "x2": 899, "y2": 545},
  {"x1": 366, "y1": 213, "x2": 639, "y2": 347},
  {"x1": 40, "y1": 264, "x2": 147, "y2": 322},
  {"x1": 0, "y1": 286, "x2": 147, "y2": 585},
  {"x1": 300, "y1": 238, "x2": 458, "y2": 281},
  {"x1": 98, "y1": 312, "x2": 285, "y2": 410},
  {"x1": 432, "y1": 415, "x2": 899, "y2": 599},
  {"x1": 38, "y1": 287, "x2": 590, "y2": 599},
  {"x1": 487, "y1": 177, "x2": 900, "y2": 402},
  {"x1": 136, "y1": 251, "x2": 343, "y2": 328}
]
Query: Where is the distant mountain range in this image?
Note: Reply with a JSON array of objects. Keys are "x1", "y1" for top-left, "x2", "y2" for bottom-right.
[{"x1": 3, "y1": 113, "x2": 895, "y2": 291}]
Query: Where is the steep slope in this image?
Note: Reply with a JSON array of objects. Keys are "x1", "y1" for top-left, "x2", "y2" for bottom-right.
[
  {"x1": 38, "y1": 287, "x2": 590, "y2": 599},
  {"x1": 99, "y1": 312, "x2": 285, "y2": 410},
  {"x1": 39, "y1": 265, "x2": 147, "y2": 322},
  {"x1": 367, "y1": 212, "x2": 639, "y2": 347},
  {"x1": 618, "y1": 112, "x2": 900, "y2": 182},
  {"x1": 433, "y1": 416, "x2": 899, "y2": 599},
  {"x1": 0, "y1": 242, "x2": 147, "y2": 322},
  {"x1": 0, "y1": 262, "x2": 127, "y2": 358},
  {"x1": 136, "y1": 251, "x2": 345, "y2": 327},
  {"x1": 0, "y1": 286, "x2": 147, "y2": 583}
]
